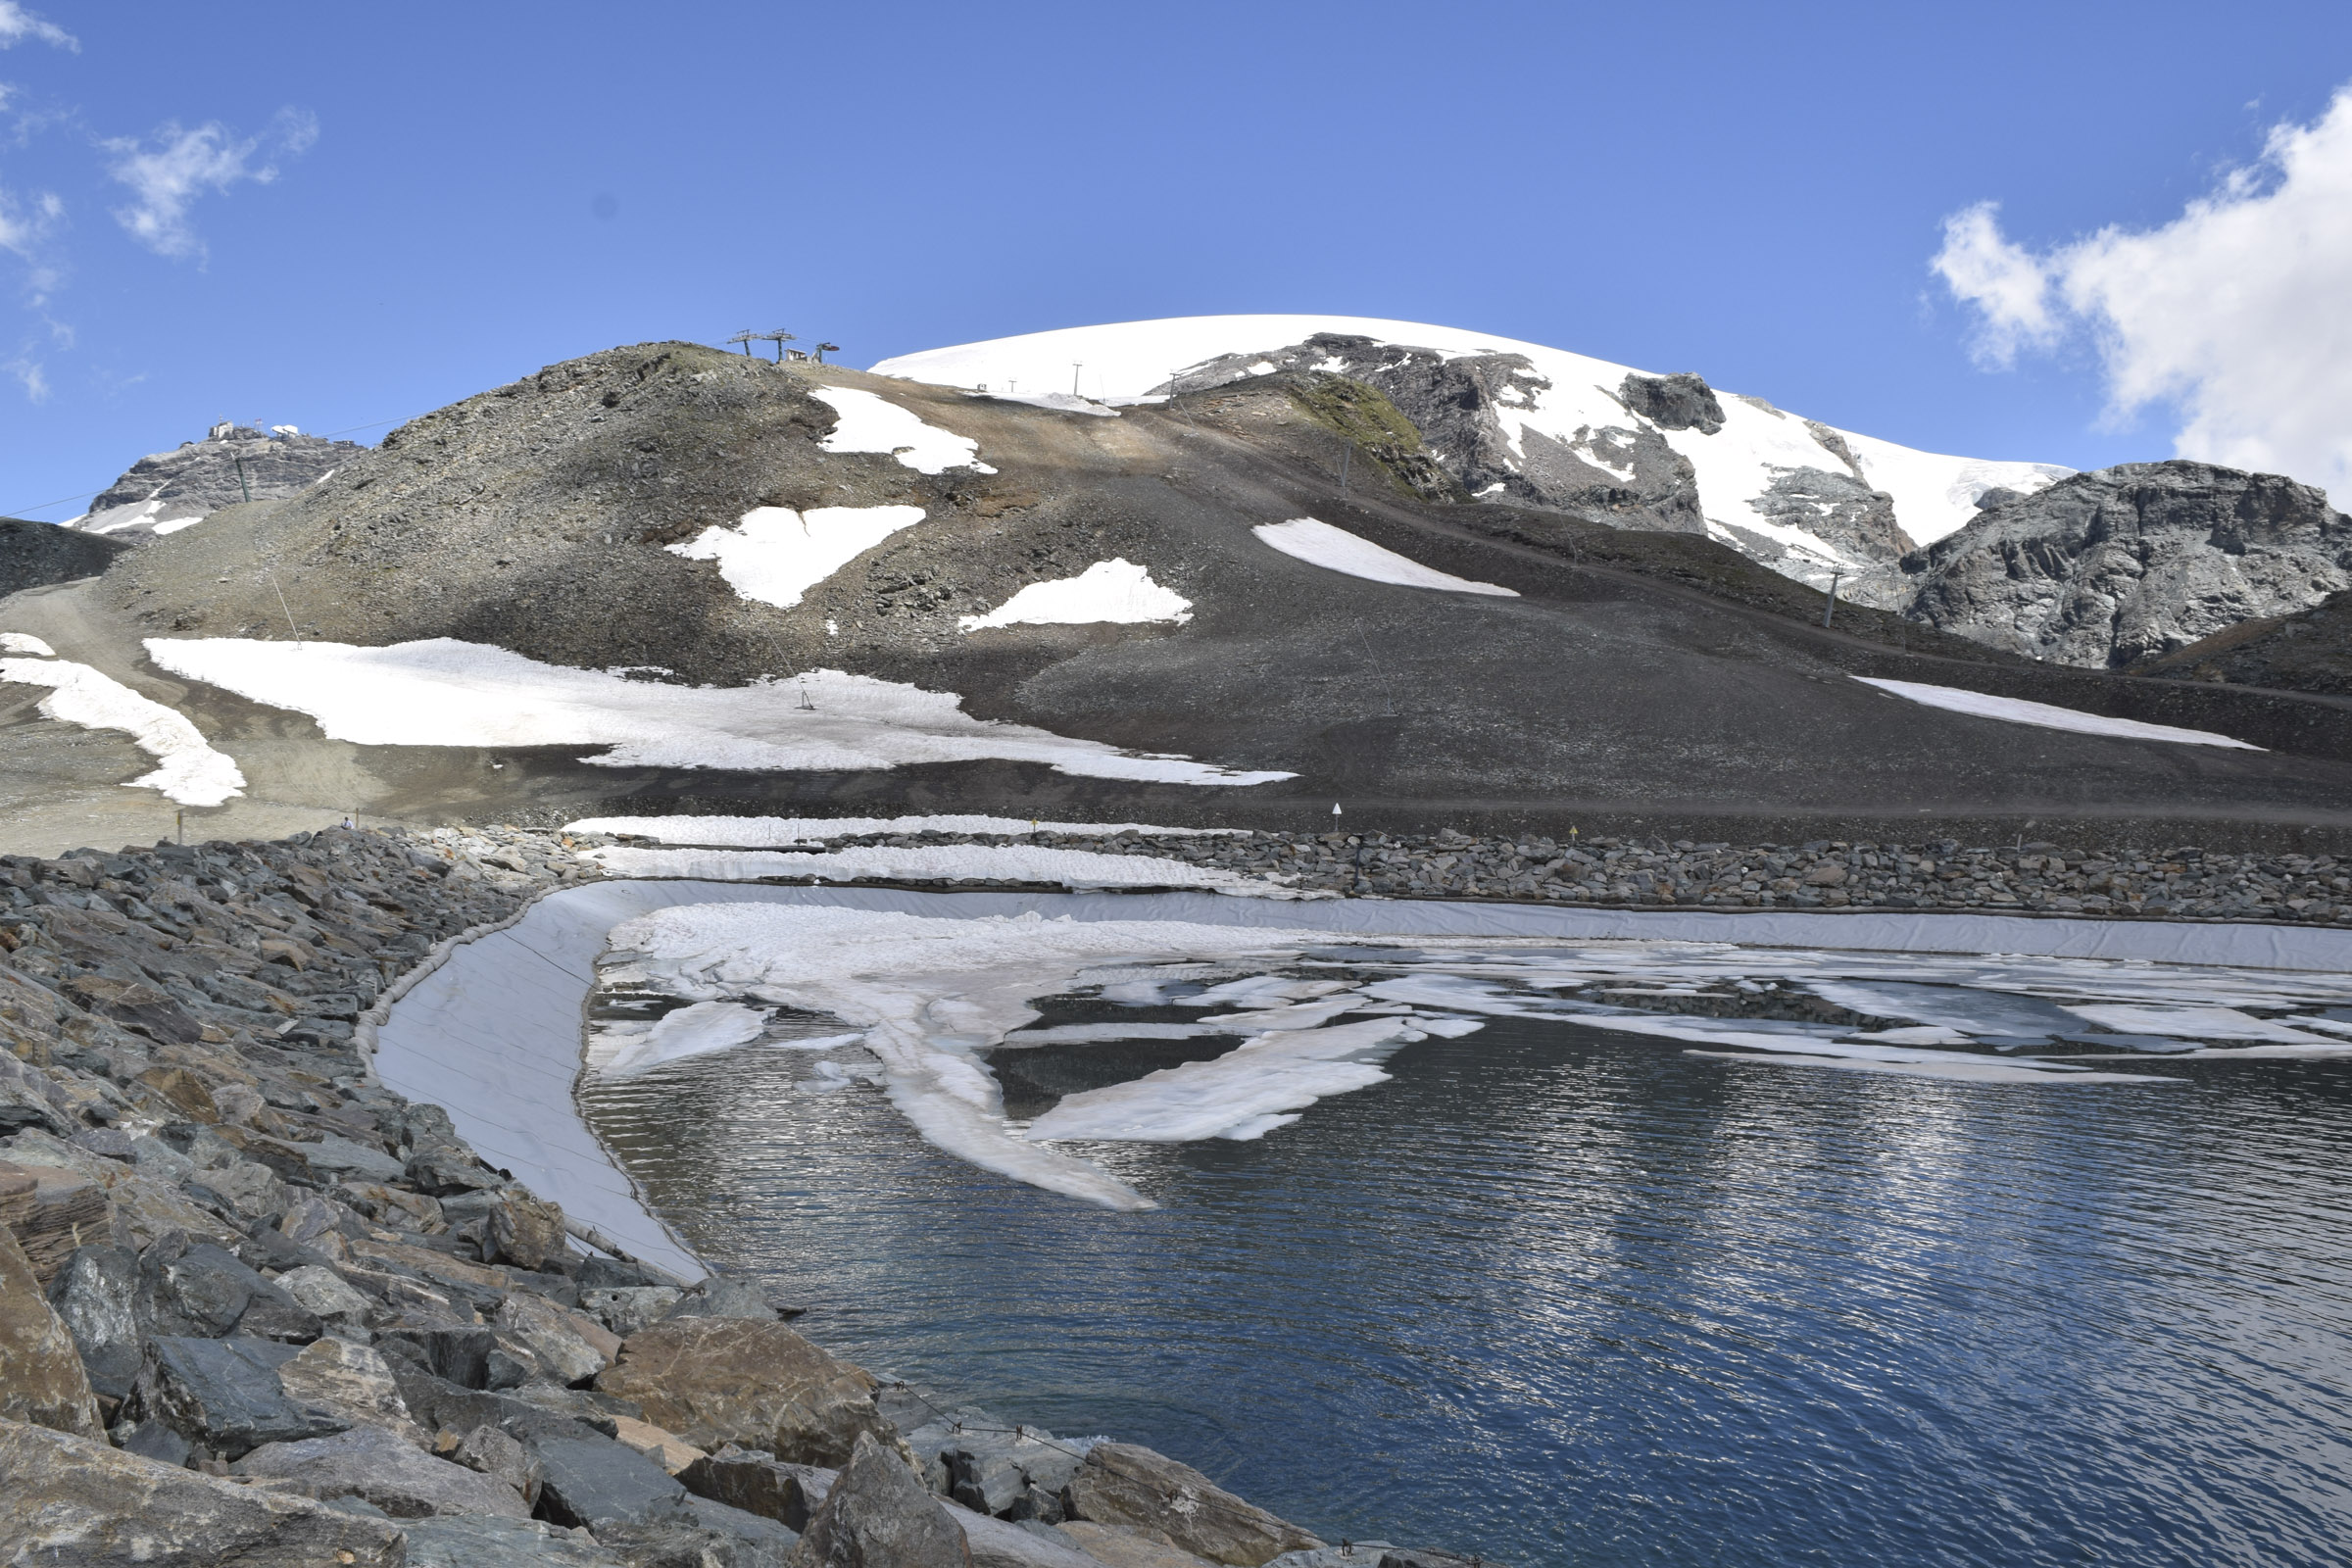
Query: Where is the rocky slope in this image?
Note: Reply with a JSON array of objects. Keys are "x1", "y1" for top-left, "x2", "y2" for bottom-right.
[
  {"x1": 1, "y1": 517, "x2": 127, "y2": 598},
  {"x1": 71, "y1": 424, "x2": 365, "y2": 541},
  {"x1": 15, "y1": 340, "x2": 2352, "y2": 852},
  {"x1": 2, "y1": 824, "x2": 1498, "y2": 1568},
  {"x1": 877, "y1": 315, "x2": 2072, "y2": 602},
  {"x1": 1902, "y1": 462, "x2": 2352, "y2": 668},
  {"x1": 2132, "y1": 589, "x2": 2352, "y2": 695}
]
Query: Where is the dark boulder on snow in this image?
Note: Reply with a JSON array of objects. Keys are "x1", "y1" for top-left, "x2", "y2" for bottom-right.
[{"x1": 1618, "y1": 371, "x2": 1726, "y2": 434}]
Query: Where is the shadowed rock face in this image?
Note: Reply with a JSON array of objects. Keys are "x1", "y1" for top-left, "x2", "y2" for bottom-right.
[
  {"x1": 0, "y1": 517, "x2": 127, "y2": 595},
  {"x1": 1904, "y1": 461, "x2": 2352, "y2": 668},
  {"x1": 2133, "y1": 588, "x2": 2352, "y2": 695}
]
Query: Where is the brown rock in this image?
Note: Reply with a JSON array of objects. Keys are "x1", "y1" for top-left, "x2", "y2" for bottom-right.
[
  {"x1": 497, "y1": 1290, "x2": 611, "y2": 1385},
  {"x1": 0, "y1": 1161, "x2": 113, "y2": 1282},
  {"x1": 0, "y1": 1416, "x2": 404, "y2": 1566},
  {"x1": 274, "y1": 1335, "x2": 430, "y2": 1447},
  {"x1": 597, "y1": 1315, "x2": 893, "y2": 1465},
  {"x1": 1802, "y1": 863, "x2": 1849, "y2": 887},
  {"x1": 791, "y1": 1429, "x2": 970, "y2": 1568},
  {"x1": 0, "y1": 1216, "x2": 102, "y2": 1439},
  {"x1": 486, "y1": 1189, "x2": 565, "y2": 1270},
  {"x1": 63, "y1": 973, "x2": 203, "y2": 1044},
  {"x1": 135, "y1": 1065, "x2": 220, "y2": 1123},
  {"x1": 1063, "y1": 1443, "x2": 1322, "y2": 1567}
]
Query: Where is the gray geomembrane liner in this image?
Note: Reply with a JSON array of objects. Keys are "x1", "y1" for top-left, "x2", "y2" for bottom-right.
[{"x1": 372, "y1": 880, "x2": 2352, "y2": 1281}]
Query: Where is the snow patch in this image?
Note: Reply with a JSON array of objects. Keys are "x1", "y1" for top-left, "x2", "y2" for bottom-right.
[
  {"x1": 564, "y1": 812, "x2": 1250, "y2": 844},
  {"x1": 665, "y1": 505, "x2": 926, "y2": 610},
  {"x1": 0, "y1": 633, "x2": 55, "y2": 657},
  {"x1": 958, "y1": 559, "x2": 1192, "y2": 631},
  {"x1": 1852, "y1": 677, "x2": 2264, "y2": 749},
  {"x1": 591, "y1": 1001, "x2": 772, "y2": 1078},
  {"x1": 585, "y1": 842, "x2": 1318, "y2": 898},
  {"x1": 0, "y1": 657, "x2": 245, "y2": 806},
  {"x1": 1253, "y1": 518, "x2": 1518, "y2": 597},
  {"x1": 144, "y1": 637, "x2": 1295, "y2": 786},
  {"x1": 812, "y1": 387, "x2": 996, "y2": 474}
]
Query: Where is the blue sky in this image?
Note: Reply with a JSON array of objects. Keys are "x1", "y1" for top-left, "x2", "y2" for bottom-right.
[{"x1": 4, "y1": 1, "x2": 2352, "y2": 519}]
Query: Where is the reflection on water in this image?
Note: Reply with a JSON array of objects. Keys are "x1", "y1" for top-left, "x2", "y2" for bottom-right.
[{"x1": 583, "y1": 1014, "x2": 2352, "y2": 1568}]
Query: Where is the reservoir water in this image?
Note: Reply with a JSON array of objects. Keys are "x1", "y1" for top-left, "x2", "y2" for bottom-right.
[{"x1": 581, "y1": 1003, "x2": 2352, "y2": 1568}]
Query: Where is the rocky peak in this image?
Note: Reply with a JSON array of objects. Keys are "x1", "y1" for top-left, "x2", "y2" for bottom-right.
[
  {"x1": 74, "y1": 427, "x2": 366, "y2": 542},
  {"x1": 1902, "y1": 460, "x2": 2352, "y2": 668},
  {"x1": 1618, "y1": 372, "x2": 1726, "y2": 434}
]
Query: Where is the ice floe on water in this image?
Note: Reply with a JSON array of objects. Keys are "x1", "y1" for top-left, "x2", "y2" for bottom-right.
[
  {"x1": 1853, "y1": 677, "x2": 2263, "y2": 749},
  {"x1": 583, "y1": 842, "x2": 1324, "y2": 898},
  {"x1": 564, "y1": 812, "x2": 1250, "y2": 845},
  {"x1": 958, "y1": 559, "x2": 1193, "y2": 631},
  {"x1": 811, "y1": 386, "x2": 995, "y2": 474},
  {"x1": 665, "y1": 505, "x2": 926, "y2": 609},
  {"x1": 1253, "y1": 518, "x2": 1518, "y2": 596},
  {"x1": 143, "y1": 637, "x2": 1292, "y2": 785},
  {"x1": 0, "y1": 651, "x2": 246, "y2": 806},
  {"x1": 585, "y1": 903, "x2": 2352, "y2": 1206}
]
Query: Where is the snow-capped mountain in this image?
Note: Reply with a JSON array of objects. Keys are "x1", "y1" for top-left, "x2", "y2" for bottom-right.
[{"x1": 875, "y1": 315, "x2": 2072, "y2": 600}]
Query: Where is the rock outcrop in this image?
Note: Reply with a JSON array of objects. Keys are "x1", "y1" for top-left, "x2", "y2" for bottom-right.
[
  {"x1": 1903, "y1": 461, "x2": 2352, "y2": 667},
  {"x1": 73, "y1": 424, "x2": 364, "y2": 540}
]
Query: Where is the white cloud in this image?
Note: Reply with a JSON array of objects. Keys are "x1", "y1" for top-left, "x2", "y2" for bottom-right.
[
  {"x1": 1935, "y1": 86, "x2": 2352, "y2": 506},
  {"x1": 0, "y1": 183, "x2": 63, "y2": 301},
  {"x1": 6, "y1": 350, "x2": 47, "y2": 401},
  {"x1": 104, "y1": 109, "x2": 317, "y2": 261},
  {"x1": 1930, "y1": 202, "x2": 2057, "y2": 368},
  {"x1": 0, "y1": 3, "x2": 74, "y2": 51}
]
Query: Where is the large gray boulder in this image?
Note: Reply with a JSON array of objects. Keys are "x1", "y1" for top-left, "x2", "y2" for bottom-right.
[
  {"x1": 232, "y1": 1421, "x2": 534, "y2": 1518},
  {"x1": 1904, "y1": 460, "x2": 2352, "y2": 666},
  {"x1": 595, "y1": 1316, "x2": 893, "y2": 1465},
  {"x1": 790, "y1": 1430, "x2": 970, "y2": 1568},
  {"x1": 141, "y1": 1238, "x2": 322, "y2": 1342},
  {"x1": 1063, "y1": 1443, "x2": 1323, "y2": 1567},
  {"x1": 0, "y1": 1415, "x2": 403, "y2": 1566},
  {"x1": 682, "y1": 1445, "x2": 837, "y2": 1530},
  {"x1": 46, "y1": 1244, "x2": 143, "y2": 1404},
  {"x1": 130, "y1": 1334, "x2": 348, "y2": 1459},
  {"x1": 401, "y1": 1511, "x2": 629, "y2": 1567}
]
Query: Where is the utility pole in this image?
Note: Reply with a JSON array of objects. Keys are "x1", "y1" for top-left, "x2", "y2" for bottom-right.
[
  {"x1": 815, "y1": 342, "x2": 839, "y2": 364},
  {"x1": 1822, "y1": 568, "x2": 1842, "y2": 628},
  {"x1": 1338, "y1": 441, "x2": 1351, "y2": 494},
  {"x1": 762, "y1": 329, "x2": 797, "y2": 363},
  {"x1": 1071, "y1": 363, "x2": 1084, "y2": 396},
  {"x1": 727, "y1": 330, "x2": 756, "y2": 355},
  {"x1": 232, "y1": 452, "x2": 251, "y2": 504}
]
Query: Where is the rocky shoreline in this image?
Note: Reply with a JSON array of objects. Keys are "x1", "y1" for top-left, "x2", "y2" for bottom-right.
[
  {"x1": 598, "y1": 821, "x2": 2352, "y2": 925},
  {"x1": 0, "y1": 824, "x2": 1484, "y2": 1567},
  {"x1": 5, "y1": 814, "x2": 2347, "y2": 1565}
]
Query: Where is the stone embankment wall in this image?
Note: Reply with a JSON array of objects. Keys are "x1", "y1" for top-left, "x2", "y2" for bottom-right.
[
  {"x1": 0, "y1": 824, "x2": 1470, "y2": 1568},
  {"x1": 706, "y1": 825, "x2": 2352, "y2": 924}
]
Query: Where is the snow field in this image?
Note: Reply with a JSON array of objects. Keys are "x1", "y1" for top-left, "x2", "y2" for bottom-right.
[
  {"x1": 1252, "y1": 518, "x2": 1518, "y2": 596},
  {"x1": 666, "y1": 505, "x2": 926, "y2": 610},
  {"x1": 0, "y1": 652, "x2": 245, "y2": 806},
  {"x1": 143, "y1": 636, "x2": 1293, "y2": 786},
  {"x1": 564, "y1": 812, "x2": 1250, "y2": 845},
  {"x1": 958, "y1": 559, "x2": 1193, "y2": 631},
  {"x1": 811, "y1": 386, "x2": 995, "y2": 474},
  {"x1": 0, "y1": 633, "x2": 55, "y2": 656},
  {"x1": 871, "y1": 314, "x2": 2066, "y2": 549},
  {"x1": 584, "y1": 842, "x2": 1320, "y2": 897},
  {"x1": 1852, "y1": 676, "x2": 2264, "y2": 749}
]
